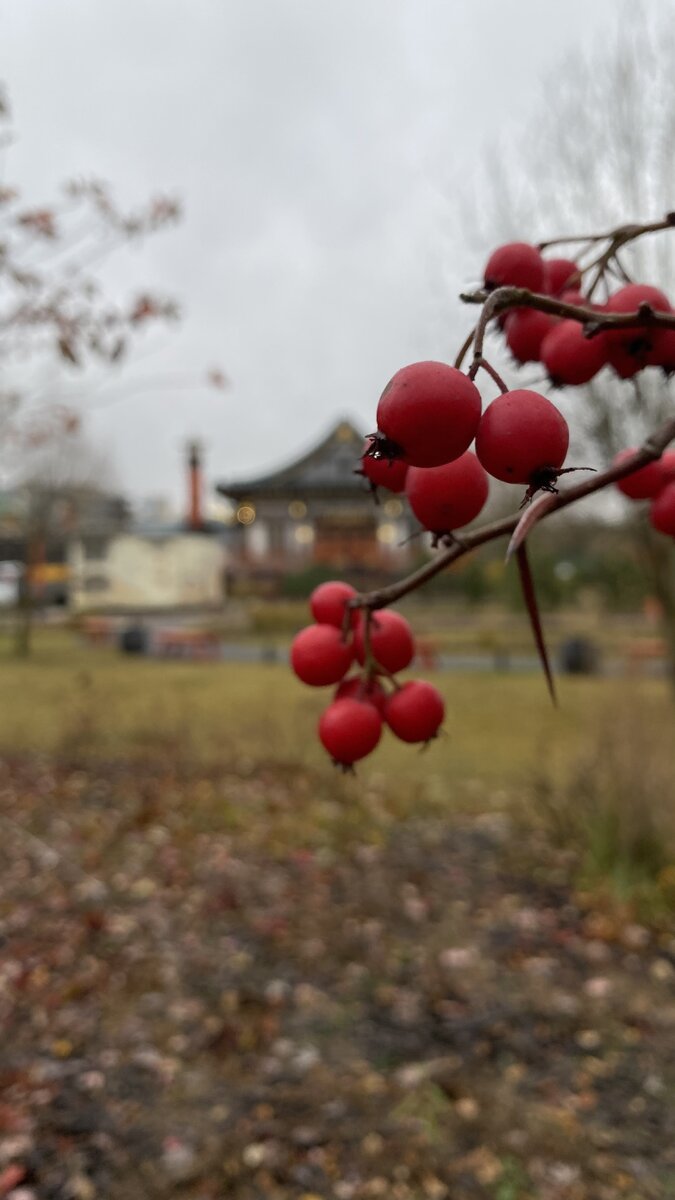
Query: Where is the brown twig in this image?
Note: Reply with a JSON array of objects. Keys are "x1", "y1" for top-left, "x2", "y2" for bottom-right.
[
  {"x1": 469, "y1": 355, "x2": 509, "y2": 393},
  {"x1": 462, "y1": 287, "x2": 675, "y2": 366},
  {"x1": 453, "y1": 325, "x2": 476, "y2": 370},
  {"x1": 462, "y1": 215, "x2": 675, "y2": 367},
  {"x1": 537, "y1": 213, "x2": 675, "y2": 251},
  {"x1": 348, "y1": 417, "x2": 675, "y2": 613},
  {"x1": 347, "y1": 214, "x2": 675, "y2": 619}
]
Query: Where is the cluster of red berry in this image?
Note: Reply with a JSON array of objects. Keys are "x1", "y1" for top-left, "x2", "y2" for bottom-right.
[
  {"x1": 482, "y1": 241, "x2": 675, "y2": 530},
  {"x1": 290, "y1": 581, "x2": 444, "y2": 768},
  {"x1": 364, "y1": 358, "x2": 570, "y2": 518},
  {"x1": 486, "y1": 241, "x2": 675, "y2": 384},
  {"x1": 615, "y1": 448, "x2": 675, "y2": 534},
  {"x1": 485, "y1": 240, "x2": 675, "y2": 530},
  {"x1": 290, "y1": 228, "x2": 675, "y2": 766}
]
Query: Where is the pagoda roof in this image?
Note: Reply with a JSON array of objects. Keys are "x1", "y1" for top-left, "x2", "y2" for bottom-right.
[{"x1": 217, "y1": 418, "x2": 369, "y2": 500}]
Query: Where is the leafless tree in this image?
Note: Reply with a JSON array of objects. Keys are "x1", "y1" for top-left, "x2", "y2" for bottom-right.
[
  {"x1": 461, "y1": 3, "x2": 675, "y2": 679},
  {"x1": 11, "y1": 425, "x2": 120, "y2": 656},
  {"x1": 0, "y1": 87, "x2": 179, "y2": 400},
  {"x1": 0, "y1": 84, "x2": 183, "y2": 655}
]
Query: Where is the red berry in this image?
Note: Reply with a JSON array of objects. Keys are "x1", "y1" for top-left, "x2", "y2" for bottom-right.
[
  {"x1": 658, "y1": 451, "x2": 675, "y2": 482},
  {"x1": 359, "y1": 450, "x2": 408, "y2": 493},
  {"x1": 647, "y1": 327, "x2": 675, "y2": 374},
  {"x1": 475, "y1": 389, "x2": 569, "y2": 486},
  {"x1": 650, "y1": 480, "x2": 675, "y2": 537},
  {"x1": 354, "y1": 610, "x2": 415, "y2": 674},
  {"x1": 319, "y1": 698, "x2": 382, "y2": 766},
  {"x1": 605, "y1": 284, "x2": 671, "y2": 376},
  {"x1": 310, "y1": 581, "x2": 357, "y2": 627},
  {"x1": 606, "y1": 341, "x2": 643, "y2": 379},
  {"x1": 290, "y1": 624, "x2": 353, "y2": 686},
  {"x1": 559, "y1": 288, "x2": 586, "y2": 307},
  {"x1": 405, "y1": 452, "x2": 489, "y2": 534},
  {"x1": 374, "y1": 361, "x2": 482, "y2": 468},
  {"x1": 335, "y1": 674, "x2": 387, "y2": 714},
  {"x1": 606, "y1": 283, "x2": 670, "y2": 317},
  {"x1": 544, "y1": 258, "x2": 581, "y2": 296},
  {"x1": 504, "y1": 309, "x2": 555, "y2": 364},
  {"x1": 614, "y1": 449, "x2": 675, "y2": 500},
  {"x1": 484, "y1": 242, "x2": 544, "y2": 292},
  {"x1": 540, "y1": 320, "x2": 608, "y2": 386},
  {"x1": 384, "y1": 681, "x2": 445, "y2": 744}
]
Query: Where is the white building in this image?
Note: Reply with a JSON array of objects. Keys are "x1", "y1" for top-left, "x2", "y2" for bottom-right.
[{"x1": 69, "y1": 530, "x2": 226, "y2": 612}]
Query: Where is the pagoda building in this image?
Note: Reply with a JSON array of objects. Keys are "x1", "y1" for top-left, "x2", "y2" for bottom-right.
[{"x1": 217, "y1": 418, "x2": 416, "y2": 587}]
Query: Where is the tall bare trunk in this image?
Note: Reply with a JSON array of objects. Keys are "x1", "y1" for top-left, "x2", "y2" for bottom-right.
[
  {"x1": 14, "y1": 533, "x2": 41, "y2": 658},
  {"x1": 14, "y1": 585, "x2": 32, "y2": 658}
]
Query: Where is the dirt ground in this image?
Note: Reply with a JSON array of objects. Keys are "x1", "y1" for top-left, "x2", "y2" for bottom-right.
[{"x1": 1, "y1": 753, "x2": 675, "y2": 1200}]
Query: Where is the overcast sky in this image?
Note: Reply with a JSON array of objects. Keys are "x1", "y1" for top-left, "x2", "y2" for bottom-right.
[{"x1": 0, "y1": 0, "x2": 626, "y2": 511}]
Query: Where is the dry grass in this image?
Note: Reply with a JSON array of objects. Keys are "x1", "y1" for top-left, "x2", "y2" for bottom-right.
[
  {"x1": 0, "y1": 629, "x2": 671, "y2": 811},
  {"x1": 524, "y1": 695, "x2": 675, "y2": 908},
  {"x1": 213, "y1": 596, "x2": 663, "y2": 657}
]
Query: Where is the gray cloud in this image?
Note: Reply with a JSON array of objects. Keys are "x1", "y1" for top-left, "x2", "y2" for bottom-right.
[{"x1": 0, "y1": 0, "x2": 621, "y2": 508}]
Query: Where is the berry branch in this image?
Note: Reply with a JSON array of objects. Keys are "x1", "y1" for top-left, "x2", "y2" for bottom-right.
[
  {"x1": 462, "y1": 285, "x2": 675, "y2": 362},
  {"x1": 470, "y1": 354, "x2": 509, "y2": 394},
  {"x1": 291, "y1": 214, "x2": 675, "y2": 768},
  {"x1": 457, "y1": 215, "x2": 675, "y2": 377},
  {"x1": 537, "y1": 213, "x2": 675, "y2": 251},
  {"x1": 349, "y1": 416, "x2": 675, "y2": 613}
]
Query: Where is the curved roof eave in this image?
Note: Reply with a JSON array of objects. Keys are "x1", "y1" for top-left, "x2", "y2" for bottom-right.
[{"x1": 217, "y1": 417, "x2": 368, "y2": 499}]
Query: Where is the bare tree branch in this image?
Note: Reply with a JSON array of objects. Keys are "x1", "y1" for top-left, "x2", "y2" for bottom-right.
[{"x1": 349, "y1": 415, "x2": 675, "y2": 613}]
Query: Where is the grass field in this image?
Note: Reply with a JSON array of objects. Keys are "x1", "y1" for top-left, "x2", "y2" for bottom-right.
[
  {"x1": 2, "y1": 629, "x2": 675, "y2": 1197},
  {"x1": 0, "y1": 627, "x2": 670, "y2": 800},
  {"x1": 243, "y1": 596, "x2": 659, "y2": 656},
  {"x1": 2, "y1": 630, "x2": 675, "y2": 1196}
]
